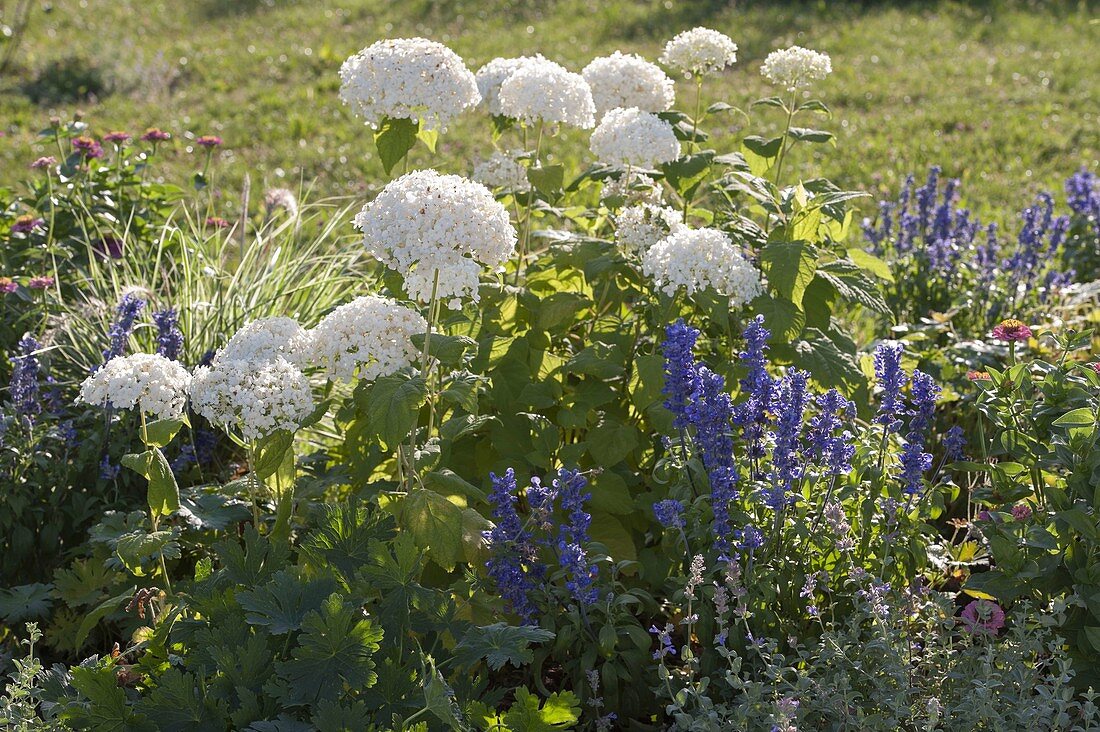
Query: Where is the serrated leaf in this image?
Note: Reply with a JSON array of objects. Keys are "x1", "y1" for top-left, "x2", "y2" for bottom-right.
[
  {"x1": 0, "y1": 583, "x2": 54, "y2": 622},
  {"x1": 401, "y1": 488, "x2": 464, "y2": 570},
  {"x1": 362, "y1": 372, "x2": 428, "y2": 447},
  {"x1": 759, "y1": 240, "x2": 817, "y2": 307},
  {"x1": 527, "y1": 164, "x2": 564, "y2": 201},
  {"x1": 75, "y1": 586, "x2": 137, "y2": 647},
  {"x1": 503, "y1": 688, "x2": 581, "y2": 731},
  {"x1": 276, "y1": 594, "x2": 383, "y2": 705},
  {"x1": 453, "y1": 623, "x2": 556, "y2": 670},
  {"x1": 411, "y1": 333, "x2": 478, "y2": 366},
  {"x1": 816, "y1": 259, "x2": 891, "y2": 315},
  {"x1": 749, "y1": 294, "x2": 805, "y2": 342},
  {"x1": 237, "y1": 570, "x2": 337, "y2": 634},
  {"x1": 794, "y1": 328, "x2": 864, "y2": 393},
  {"x1": 846, "y1": 248, "x2": 895, "y2": 282},
  {"x1": 253, "y1": 429, "x2": 294, "y2": 480}
]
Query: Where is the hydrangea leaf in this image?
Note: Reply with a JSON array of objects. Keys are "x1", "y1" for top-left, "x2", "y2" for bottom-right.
[
  {"x1": 759, "y1": 240, "x2": 818, "y2": 308},
  {"x1": 362, "y1": 372, "x2": 428, "y2": 448},
  {"x1": 400, "y1": 488, "x2": 464, "y2": 570},
  {"x1": 121, "y1": 448, "x2": 180, "y2": 519},
  {"x1": 373, "y1": 116, "x2": 418, "y2": 176}
]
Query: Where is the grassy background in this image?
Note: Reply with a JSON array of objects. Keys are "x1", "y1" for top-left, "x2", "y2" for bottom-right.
[{"x1": 0, "y1": 0, "x2": 1096, "y2": 221}]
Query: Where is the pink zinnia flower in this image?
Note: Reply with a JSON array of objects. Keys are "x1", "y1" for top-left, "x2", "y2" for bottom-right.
[
  {"x1": 206, "y1": 216, "x2": 230, "y2": 229},
  {"x1": 72, "y1": 136, "x2": 104, "y2": 159},
  {"x1": 0, "y1": 277, "x2": 17, "y2": 294},
  {"x1": 1091, "y1": 363, "x2": 1100, "y2": 374},
  {"x1": 1011, "y1": 503, "x2": 1032, "y2": 521},
  {"x1": 961, "y1": 599, "x2": 1006, "y2": 635},
  {"x1": 30, "y1": 156, "x2": 57, "y2": 170},
  {"x1": 991, "y1": 319, "x2": 1032, "y2": 342},
  {"x1": 141, "y1": 128, "x2": 171, "y2": 142},
  {"x1": 11, "y1": 215, "x2": 44, "y2": 234},
  {"x1": 196, "y1": 135, "x2": 223, "y2": 148},
  {"x1": 27, "y1": 276, "x2": 54, "y2": 290},
  {"x1": 103, "y1": 131, "x2": 131, "y2": 144},
  {"x1": 966, "y1": 370, "x2": 991, "y2": 382}
]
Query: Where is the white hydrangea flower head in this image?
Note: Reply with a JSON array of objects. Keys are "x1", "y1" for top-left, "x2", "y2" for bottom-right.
[
  {"x1": 601, "y1": 170, "x2": 665, "y2": 207},
  {"x1": 616, "y1": 204, "x2": 685, "y2": 254},
  {"x1": 475, "y1": 55, "x2": 543, "y2": 116},
  {"x1": 581, "y1": 51, "x2": 675, "y2": 117},
  {"x1": 354, "y1": 170, "x2": 518, "y2": 307},
  {"x1": 589, "y1": 107, "x2": 681, "y2": 169},
  {"x1": 190, "y1": 357, "x2": 314, "y2": 442},
  {"x1": 498, "y1": 57, "x2": 596, "y2": 129},
  {"x1": 78, "y1": 353, "x2": 191, "y2": 421},
  {"x1": 215, "y1": 317, "x2": 312, "y2": 367},
  {"x1": 339, "y1": 37, "x2": 480, "y2": 129},
  {"x1": 761, "y1": 46, "x2": 832, "y2": 91},
  {"x1": 309, "y1": 296, "x2": 427, "y2": 382},
  {"x1": 473, "y1": 149, "x2": 530, "y2": 191},
  {"x1": 660, "y1": 27, "x2": 739, "y2": 77},
  {"x1": 642, "y1": 227, "x2": 765, "y2": 303}
]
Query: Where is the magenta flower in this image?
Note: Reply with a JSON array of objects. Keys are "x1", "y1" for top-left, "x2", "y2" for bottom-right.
[
  {"x1": 141, "y1": 128, "x2": 171, "y2": 142},
  {"x1": 976, "y1": 509, "x2": 992, "y2": 522},
  {"x1": 961, "y1": 599, "x2": 1006, "y2": 635},
  {"x1": 0, "y1": 277, "x2": 17, "y2": 294},
  {"x1": 11, "y1": 215, "x2": 44, "y2": 234},
  {"x1": 1091, "y1": 363, "x2": 1100, "y2": 374},
  {"x1": 991, "y1": 319, "x2": 1032, "y2": 342},
  {"x1": 30, "y1": 156, "x2": 57, "y2": 170},
  {"x1": 1011, "y1": 503, "x2": 1032, "y2": 521},
  {"x1": 206, "y1": 216, "x2": 230, "y2": 229},
  {"x1": 196, "y1": 135, "x2": 223, "y2": 148},
  {"x1": 27, "y1": 276, "x2": 55, "y2": 290},
  {"x1": 72, "y1": 136, "x2": 104, "y2": 159},
  {"x1": 103, "y1": 131, "x2": 131, "y2": 144},
  {"x1": 92, "y1": 235, "x2": 125, "y2": 260}
]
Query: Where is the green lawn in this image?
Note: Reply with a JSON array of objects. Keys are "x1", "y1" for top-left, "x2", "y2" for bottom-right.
[{"x1": 1, "y1": 0, "x2": 1096, "y2": 220}]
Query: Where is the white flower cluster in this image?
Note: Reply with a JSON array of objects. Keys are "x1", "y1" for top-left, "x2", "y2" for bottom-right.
[
  {"x1": 190, "y1": 358, "x2": 314, "y2": 442},
  {"x1": 589, "y1": 107, "x2": 681, "y2": 169},
  {"x1": 215, "y1": 317, "x2": 312, "y2": 367},
  {"x1": 616, "y1": 204, "x2": 685, "y2": 254},
  {"x1": 498, "y1": 57, "x2": 596, "y2": 129},
  {"x1": 309, "y1": 296, "x2": 426, "y2": 382},
  {"x1": 601, "y1": 170, "x2": 665, "y2": 207},
  {"x1": 354, "y1": 170, "x2": 517, "y2": 307},
  {"x1": 642, "y1": 228, "x2": 764, "y2": 303},
  {"x1": 475, "y1": 56, "x2": 542, "y2": 116},
  {"x1": 761, "y1": 46, "x2": 832, "y2": 91},
  {"x1": 581, "y1": 51, "x2": 675, "y2": 117},
  {"x1": 339, "y1": 38, "x2": 480, "y2": 129},
  {"x1": 78, "y1": 354, "x2": 191, "y2": 422},
  {"x1": 660, "y1": 27, "x2": 738, "y2": 77},
  {"x1": 473, "y1": 149, "x2": 530, "y2": 190}
]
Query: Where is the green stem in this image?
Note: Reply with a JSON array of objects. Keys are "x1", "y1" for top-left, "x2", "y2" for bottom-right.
[{"x1": 772, "y1": 93, "x2": 798, "y2": 190}]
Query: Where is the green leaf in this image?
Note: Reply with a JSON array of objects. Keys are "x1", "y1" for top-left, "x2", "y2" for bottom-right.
[
  {"x1": 122, "y1": 448, "x2": 180, "y2": 519},
  {"x1": 787, "y1": 127, "x2": 834, "y2": 143},
  {"x1": 453, "y1": 623, "x2": 556, "y2": 671},
  {"x1": 794, "y1": 328, "x2": 864, "y2": 393},
  {"x1": 661, "y1": 153, "x2": 712, "y2": 198},
  {"x1": 401, "y1": 488, "x2": 464, "y2": 570},
  {"x1": 742, "y1": 135, "x2": 784, "y2": 159},
  {"x1": 1054, "y1": 407, "x2": 1096, "y2": 427},
  {"x1": 75, "y1": 586, "x2": 137, "y2": 647},
  {"x1": 236, "y1": 570, "x2": 337, "y2": 634},
  {"x1": 411, "y1": 333, "x2": 478, "y2": 366},
  {"x1": 0, "y1": 583, "x2": 54, "y2": 622},
  {"x1": 424, "y1": 660, "x2": 463, "y2": 730},
  {"x1": 416, "y1": 125, "x2": 439, "y2": 153},
  {"x1": 254, "y1": 429, "x2": 294, "y2": 480},
  {"x1": 1085, "y1": 627, "x2": 1100, "y2": 653},
  {"x1": 140, "y1": 416, "x2": 188, "y2": 448},
  {"x1": 115, "y1": 530, "x2": 180, "y2": 576},
  {"x1": 363, "y1": 372, "x2": 428, "y2": 447},
  {"x1": 587, "y1": 421, "x2": 640, "y2": 466},
  {"x1": 750, "y1": 96, "x2": 786, "y2": 110},
  {"x1": 588, "y1": 470, "x2": 634, "y2": 515},
  {"x1": 135, "y1": 668, "x2": 225, "y2": 731},
  {"x1": 816, "y1": 259, "x2": 891, "y2": 315},
  {"x1": 846, "y1": 248, "x2": 895, "y2": 282},
  {"x1": 374, "y1": 117, "x2": 418, "y2": 176},
  {"x1": 749, "y1": 294, "x2": 805, "y2": 342},
  {"x1": 65, "y1": 661, "x2": 152, "y2": 730},
  {"x1": 565, "y1": 343, "x2": 624, "y2": 379},
  {"x1": 759, "y1": 240, "x2": 818, "y2": 307},
  {"x1": 276, "y1": 594, "x2": 383, "y2": 705},
  {"x1": 503, "y1": 688, "x2": 581, "y2": 732},
  {"x1": 527, "y1": 164, "x2": 564, "y2": 201}
]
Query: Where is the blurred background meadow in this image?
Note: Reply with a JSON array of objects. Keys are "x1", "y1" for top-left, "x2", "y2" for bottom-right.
[{"x1": 1, "y1": 0, "x2": 1096, "y2": 216}]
